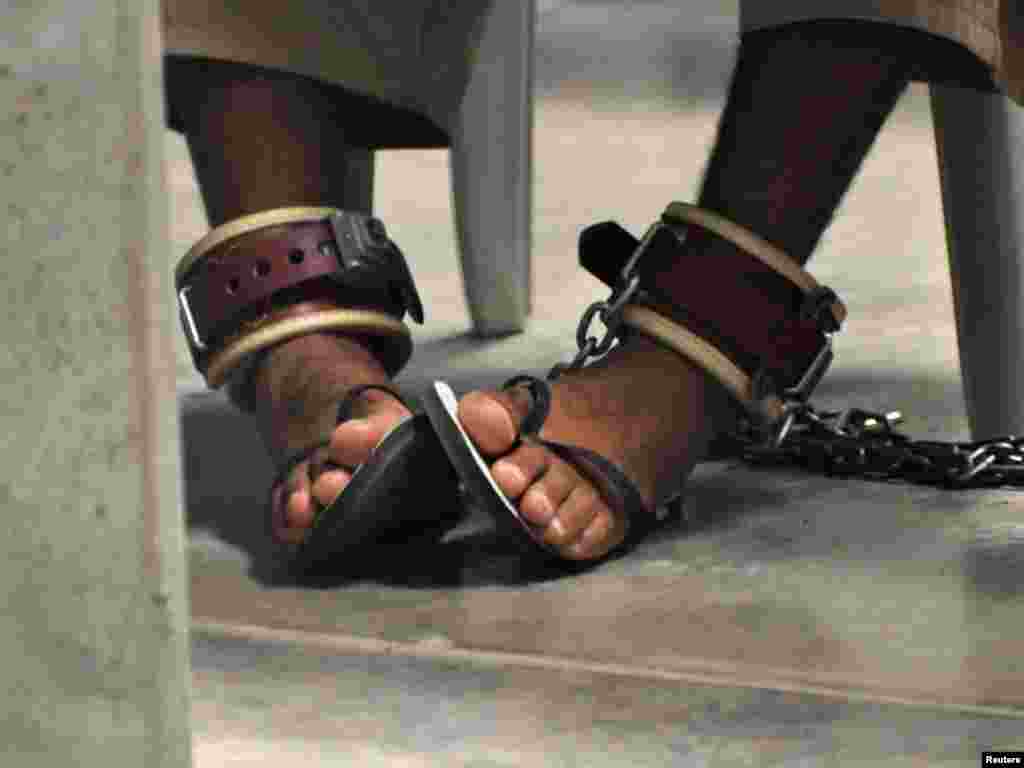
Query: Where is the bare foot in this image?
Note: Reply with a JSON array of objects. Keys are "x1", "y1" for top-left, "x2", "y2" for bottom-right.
[
  {"x1": 241, "y1": 303, "x2": 412, "y2": 545},
  {"x1": 456, "y1": 334, "x2": 735, "y2": 560}
]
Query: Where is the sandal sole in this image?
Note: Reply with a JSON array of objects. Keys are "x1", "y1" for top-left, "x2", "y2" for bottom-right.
[
  {"x1": 421, "y1": 381, "x2": 562, "y2": 560},
  {"x1": 289, "y1": 411, "x2": 464, "y2": 580}
]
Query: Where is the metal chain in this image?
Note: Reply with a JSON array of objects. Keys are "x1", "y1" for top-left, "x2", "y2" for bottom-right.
[
  {"x1": 733, "y1": 403, "x2": 1024, "y2": 489},
  {"x1": 550, "y1": 220, "x2": 1024, "y2": 491},
  {"x1": 548, "y1": 273, "x2": 641, "y2": 381},
  {"x1": 549, "y1": 222, "x2": 671, "y2": 381}
]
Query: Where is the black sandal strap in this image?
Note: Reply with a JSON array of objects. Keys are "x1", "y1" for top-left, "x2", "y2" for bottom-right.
[
  {"x1": 501, "y1": 373, "x2": 656, "y2": 555},
  {"x1": 539, "y1": 439, "x2": 655, "y2": 554},
  {"x1": 502, "y1": 375, "x2": 551, "y2": 439}
]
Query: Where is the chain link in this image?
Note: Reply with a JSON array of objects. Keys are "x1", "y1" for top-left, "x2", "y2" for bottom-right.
[
  {"x1": 548, "y1": 273, "x2": 641, "y2": 381},
  {"x1": 734, "y1": 402, "x2": 1024, "y2": 489}
]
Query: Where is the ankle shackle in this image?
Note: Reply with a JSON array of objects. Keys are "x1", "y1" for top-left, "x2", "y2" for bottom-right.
[
  {"x1": 577, "y1": 202, "x2": 847, "y2": 434},
  {"x1": 174, "y1": 207, "x2": 424, "y2": 388}
]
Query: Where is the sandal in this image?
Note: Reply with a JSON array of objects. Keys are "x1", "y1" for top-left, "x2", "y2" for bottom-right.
[
  {"x1": 272, "y1": 383, "x2": 463, "y2": 580},
  {"x1": 175, "y1": 207, "x2": 465, "y2": 580},
  {"x1": 422, "y1": 376, "x2": 658, "y2": 567},
  {"x1": 424, "y1": 202, "x2": 847, "y2": 566}
]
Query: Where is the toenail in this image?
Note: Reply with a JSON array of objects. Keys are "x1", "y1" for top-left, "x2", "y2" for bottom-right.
[
  {"x1": 524, "y1": 487, "x2": 553, "y2": 520},
  {"x1": 481, "y1": 396, "x2": 516, "y2": 437},
  {"x1": 494, "y1": 460, "x2": 524, "y2": 487},
  {"x1": 339, "y1": 417, "x2": 369, "y2": 432}
]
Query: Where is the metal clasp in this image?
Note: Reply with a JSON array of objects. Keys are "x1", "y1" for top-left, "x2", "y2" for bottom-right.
[
  {"x1": 619, "y1": 221, "x2": 662, "y2": 286},
  {"x1": 177, "y1": 284, "x2": 206, "y2": 351},
  {"x1": 760, "y1": 339, "x2": 835, "y2": 449},
  {"x1": 783, "y1": 337, "x2": 834, "y2": 403},
  {"x1": 327, "y1": 211, "x2": 371, "y2": 271}
]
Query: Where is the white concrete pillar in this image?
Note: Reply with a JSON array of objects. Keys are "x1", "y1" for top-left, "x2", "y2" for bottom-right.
[{"x1": 0, "y1": 1, "x2": 192, "y2": 765}]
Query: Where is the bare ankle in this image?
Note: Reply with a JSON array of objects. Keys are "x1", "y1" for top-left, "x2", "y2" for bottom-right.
[
  {"x1": 221, "y1": 299, "x2": 391, "y2": 441},
  {"x1": 614, "y1": 333, "x2": 739, "y2": 436},
  {"x1": 228, "y1": 329, "x2": 391, "y2": 463},
  {"x1": 258, "y1": 336, "x2": 386, "y2": 407}
]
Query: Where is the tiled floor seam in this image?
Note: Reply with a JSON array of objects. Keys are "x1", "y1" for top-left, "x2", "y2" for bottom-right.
[{"x1": 192, "y1": 619, "x2": 1024, "y2": 721}]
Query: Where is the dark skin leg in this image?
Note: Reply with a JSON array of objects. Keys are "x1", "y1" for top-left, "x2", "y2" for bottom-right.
[
  {"x1": 456, "y1": 22, "x2": 915, "y2": 560},
  {"x1": 172, "y1": 22, "x2": 922, "y2": 555},
  {"x1": 174, "y1": 64, "x2": 411, "y2": 545}
]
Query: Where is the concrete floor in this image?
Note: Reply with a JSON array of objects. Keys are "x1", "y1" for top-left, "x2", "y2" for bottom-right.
[{"x1": 169, "y1": 1, "x2": 1024, "y2": 764}]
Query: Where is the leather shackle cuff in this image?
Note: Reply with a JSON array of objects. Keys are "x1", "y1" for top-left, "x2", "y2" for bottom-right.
[
  {"x1": 578, "y1": 202, "x2": 846, "y2": 424},
  {"x1": 174, "y1": 207, "x2": 424, "y2": 386}
]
